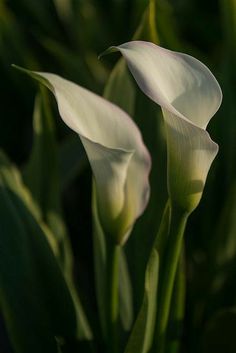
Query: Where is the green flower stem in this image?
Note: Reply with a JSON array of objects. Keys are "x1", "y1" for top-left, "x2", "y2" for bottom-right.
[
  {"x1": 155, "y1": 203, "x2": 189, "y2": 353},
  {"x1": 166, "y1": 248, "x2": 186, "y2": 353},
  {"x1": 154, "y1": 200, "x2": 171, "y2": 257},
  {"x1": 107, "y1": 241, "x2": 120, "y2": 353}
]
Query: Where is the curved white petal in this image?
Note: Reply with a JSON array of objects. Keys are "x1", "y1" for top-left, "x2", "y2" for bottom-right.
[
  {"x1": 113, "y1": 41, "x2": 222, "y2": 212},
  {"x1": 28, "y1": 71, "x2": 151, "y2": 244},
  {"x1": 163, "y1": 110, "x2": 218, "y2": 211},
  {"x1": 114, "y1": 41, "x2": 222, "y2": 129}
]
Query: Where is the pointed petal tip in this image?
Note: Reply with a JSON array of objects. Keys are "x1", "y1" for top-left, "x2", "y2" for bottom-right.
[
  {"x1": 12, "y1": 65, "x2": 40, "y2": 82},
  {"x1": 98, "y1": 46, "x2": 119, "y2": 60},
  {"x1": 11, "y1": 64, "x2": 29, "y2": 74}
]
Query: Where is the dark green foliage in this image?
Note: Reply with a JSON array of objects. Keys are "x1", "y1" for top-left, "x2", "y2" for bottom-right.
[
  {"x1": 0, "y1": 151, "x2": 77, "y2": 353},
  {"x1": 0, "y1": 0, "x2": 235, "y2": 353}
]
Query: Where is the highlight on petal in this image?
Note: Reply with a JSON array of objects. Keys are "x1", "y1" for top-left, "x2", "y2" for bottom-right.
[
  {"x1": 14, "y1": 67, "x2": 151, "y2": 244},
  {"x1": 110, "y1": 41, "x2": 222, "y2": 212}
]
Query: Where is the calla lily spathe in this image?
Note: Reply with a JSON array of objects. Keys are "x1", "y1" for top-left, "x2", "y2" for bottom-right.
[
  {"x1": 19, "y1": 69, "x2": 151, "y2": 245},
  {"x1": 108, "y1": 41, "x2": 222, "y2": 213}
]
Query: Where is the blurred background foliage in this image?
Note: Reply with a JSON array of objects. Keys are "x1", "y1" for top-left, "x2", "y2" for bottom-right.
[{"x1": 0, "y1": 0, "x2": 236, "y2": 352}]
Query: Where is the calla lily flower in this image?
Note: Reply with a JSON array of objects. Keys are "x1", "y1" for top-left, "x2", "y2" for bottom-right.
[
  {"x1": 16, "y1": 68, "x2": 151, "y2": 245},
  {"x1": 108, "y1": 41, "x2": 222, "y2": 213}
]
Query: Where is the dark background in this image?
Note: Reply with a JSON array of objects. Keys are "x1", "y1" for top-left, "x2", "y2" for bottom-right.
[{"x1": 1, "y1": 0, "x2": 236, "y2": 352}]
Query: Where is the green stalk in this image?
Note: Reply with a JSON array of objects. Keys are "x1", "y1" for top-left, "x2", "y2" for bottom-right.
[
  {"x1": 166, "y1": 248, "x2": 186, "y2": 353},
  {"x1": 154, "y1": 200, "x2": 171, "y2": 256},
  {"x1": 155, "y1": 203, "x2": 189, "y2": 353},
  {"x1": 107, "y1": 242, "x2": 120, "y2": 353}
]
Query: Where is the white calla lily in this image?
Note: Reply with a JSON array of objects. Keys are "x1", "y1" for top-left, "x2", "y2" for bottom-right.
[
  {"x1": 109, "y1": 41, "x2": 222, "y2": 213},
  {"x1": 17, "y1": 68, "x2": 151, "y2": 245}
]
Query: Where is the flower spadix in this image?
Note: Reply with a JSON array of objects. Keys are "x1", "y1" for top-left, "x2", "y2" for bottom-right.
[
  {"x1": 15, "y1": 67, "x2": 151, "y2": 245},
  {"x1": 108, "y1": 41, "x2": 222, "y2": 213}
]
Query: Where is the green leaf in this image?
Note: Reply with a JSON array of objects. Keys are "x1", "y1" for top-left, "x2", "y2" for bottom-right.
[
  {"x1": 23, "y1": 88, "x2": 67, "y2": 257},
  {"x1": 102, "y1": 0, "x2": 160, "y2": 116},
  {"x1": 124, "y1": 249, "x2": 159, "y2": 353},
  {"x1": 103, "y1": 59, "x2": 135, "y2": 117},
  {"x1": 22, "y1": 90, "x2": 92, "y2": 340},
  {"x1": 21, "y1": 88, "x2": 78, "y2": 269},
  {"x1": 133, "y1": 0, "x2": 159, "y2": 43},
  {"x1": 0, "y1": 151, "x2": 77, "y2": 353},
  {"x1": 0, "y1": 149, "x2": 59, "y2": 255},
  {"x1": 154, "y1": 0, "x2": 181, "y2": 50}
]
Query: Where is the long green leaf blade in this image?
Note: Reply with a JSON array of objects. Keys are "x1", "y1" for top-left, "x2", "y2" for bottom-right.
[
  {"x1": 0, "y1": 152, "x2": 77, "y2": 353},
  {"x1": 124, "y1": 249, "x2": 159, "y2": 353}
]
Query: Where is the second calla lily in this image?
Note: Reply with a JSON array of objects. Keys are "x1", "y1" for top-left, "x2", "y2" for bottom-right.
[
  {"x1": 107, "y1": 41, "x2": 222, "y2": 213},
  {"x1": 15, "y1": 67, "x2": 151, "y2": 245}
]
